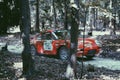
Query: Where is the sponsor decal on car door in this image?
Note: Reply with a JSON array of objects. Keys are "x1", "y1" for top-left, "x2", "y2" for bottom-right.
[{"x1": 43, "y1": 40, "x2": 53, "y2": 51}]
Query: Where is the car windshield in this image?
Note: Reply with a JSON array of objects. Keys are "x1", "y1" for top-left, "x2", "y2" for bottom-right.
[
  {"x1": 54, "y1": 30, "x2": 90, "y2": 39},
  {"x1": 41, "y1": 32, "x2": 52, "y2": 40},
  {"x1": 54, "y1": 30, "x2": 70, "y2": 39},
  {"x1": 54, "y1": 32, "x2": 64, "y2": 39}
]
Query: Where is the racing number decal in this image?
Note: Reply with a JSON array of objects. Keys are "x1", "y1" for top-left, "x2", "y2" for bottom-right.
[{"x1": 43, "y1": 40, "x2": 53, "y2": 50}]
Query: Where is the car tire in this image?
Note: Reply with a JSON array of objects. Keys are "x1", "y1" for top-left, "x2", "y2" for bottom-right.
[
  {"x1": 86, "y1": 56, "x2": 94, "y2": 59},
  {"x1": 58, "y1": 47, "x2": 68, "y2": 60},
  {"x1": 31, "y1": 45, "x2": 37, "y2": 57}
]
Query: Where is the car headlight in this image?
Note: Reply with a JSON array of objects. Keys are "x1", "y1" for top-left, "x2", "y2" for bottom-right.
[{"x1": 95, "y1": 40, "x2": 102, "y2": 47}]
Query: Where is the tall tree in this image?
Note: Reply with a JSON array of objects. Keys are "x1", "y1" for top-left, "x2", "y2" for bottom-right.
[
  {"x1": 64, "y1": 0, "x2": 69, "y2": 30},
  {"x1": 0, "y1": 1, "x2": 10, "y2": 34},
  {"x1": 66, "y1": 0, "x2": 79, "y2": 79},
  {"x1": 0, "y1": 0, "x2": 21, "y2": 34},
  {"x1": 35, "y1": 0, "x2": 40, "y2": 32},
  {"x1": 53, "y1": 0, "x2": 58, "y2": 28},
  {"x1": 20, "y1": 0, "x2": 34, "y2": 77}
]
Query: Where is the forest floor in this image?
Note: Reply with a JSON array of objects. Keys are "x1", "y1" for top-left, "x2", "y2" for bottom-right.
[
  {"x1": 0, "y1": 34, "x2": 120, "y2": 80},
  {"x1": 0, "y1": 51, "x2": 120, "y2": 80}
]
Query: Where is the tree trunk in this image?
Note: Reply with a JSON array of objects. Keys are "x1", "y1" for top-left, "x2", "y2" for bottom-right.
[
  {"x1": 93, "y1": 8, "x2": 95, "y2": 29},
  {"x1": 64, "y1": 0, "x2": 68, "y2": 30},
  {"x1": 113, "y1": 18, "x2": 116, "y2": 35},
  {"x1": 20, "y1": 0, "x2": 34, "y2": 77},
  {"x1": 66, "y1": 0, "x2": 79, "y2": 79},
  {"x1": 53, "y1": 0, "x2": 57, "y2": 28},
  {"x1": 118, "y1": 10, "x2": 120, "y2": 28},
  {"x1": 35, "y1": 0, "x2": 40, "y2": 32}
]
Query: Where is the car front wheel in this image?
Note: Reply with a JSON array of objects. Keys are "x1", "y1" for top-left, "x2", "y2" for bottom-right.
[
  {"x1": 86, "y1": 56, "x2": 94, "y2": 59},
  {"x1": 58, "y1": 47, "x2": 68, "y2": 60}
]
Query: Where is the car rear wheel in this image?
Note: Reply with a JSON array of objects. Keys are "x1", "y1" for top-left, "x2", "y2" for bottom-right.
[{"x1": 58, "y1": 47, "x2": 68, "y2": 60}]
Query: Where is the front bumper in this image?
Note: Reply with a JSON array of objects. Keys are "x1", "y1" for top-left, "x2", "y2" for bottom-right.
[
  {"x1": 76, "y1": 49, "x2": 100, "y2": 57},
  {"x1": 86, "y1": 50, "x2": 96, "y2": 56}
]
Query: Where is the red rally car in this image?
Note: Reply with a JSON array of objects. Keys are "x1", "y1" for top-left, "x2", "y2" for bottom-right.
[{"x1": 30, "y1": 30, "x2": 101, "y2": 60}]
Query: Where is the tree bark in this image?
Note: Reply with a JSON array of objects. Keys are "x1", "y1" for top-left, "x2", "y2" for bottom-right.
[
  {"x1": 20, "y1": 0, "x2": 34, "y2": 76},
  {"x1": 64, "y1": 0, "x2": 68, "y2": 30},
  {"x1": 53, "y1": 0, "x2": 57, "y2": 28},
  {"x1": 118, "y1": 10, "x2": 120, "y2": 27},
  {"x1": 35, "y1": 0, "x2": 40, "y2": 32},
  {"x1": 66, "y1": 0, "x2": 79, "y2": 79}
]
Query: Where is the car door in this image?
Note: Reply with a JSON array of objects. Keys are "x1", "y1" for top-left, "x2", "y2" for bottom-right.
[{"x1": 42, "y1": 32, "x2": 55, "y2": 55}]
